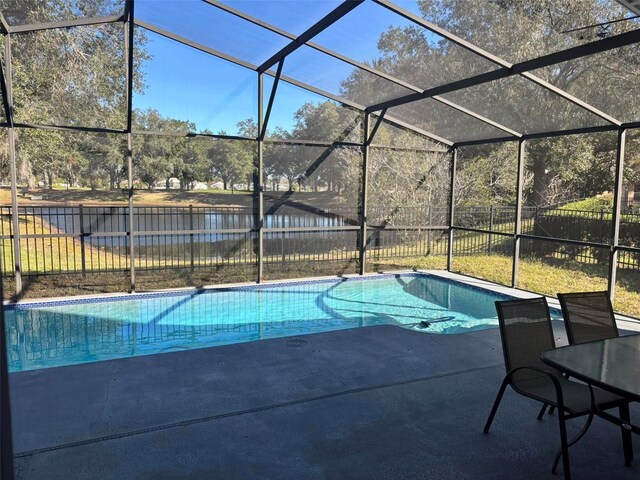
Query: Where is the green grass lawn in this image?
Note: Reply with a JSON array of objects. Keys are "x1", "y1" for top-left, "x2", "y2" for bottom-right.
[
  {"x1": 444, "y1": 253, "x2": 640, "y2": 318},
  {"x1": 0, "y1": 186, "x2": 350, "y2": 208}
]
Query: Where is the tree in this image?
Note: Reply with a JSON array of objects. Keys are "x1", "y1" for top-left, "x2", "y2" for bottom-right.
[
  {"x1": 237, "y1": 118, "x2": 258, "y2": 189},
  {"x1": 341, "y1": 0, "x2": 640, "y2": 206},
  {"x1": 265, "y1": 129, "x2": 302, "y2": 192},
  {"x1": 176, "y1": 137, "x2": 210, "y2": 190},
  {"x1": 290, "y1": 101, "x2": 363, "y2": 193},
  {"x1": 9, "y1": 0, "x2": 149, "y2": 188},
  {"x1": 208, "y1": 133, "x2": 253, "y2": 191},
  {"x1": 133, "y1": 109, "x2": 198, "y2": 190}
]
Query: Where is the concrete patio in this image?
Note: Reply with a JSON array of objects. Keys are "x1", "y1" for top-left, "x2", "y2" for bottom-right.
[{"x1": 9, "y1": 322, "x2": 640, "y2": 479}]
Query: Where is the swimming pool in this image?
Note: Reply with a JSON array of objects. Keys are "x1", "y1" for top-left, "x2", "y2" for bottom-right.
[{"x1": 4, "y1": 273, "x2": 514, "y2": 372}]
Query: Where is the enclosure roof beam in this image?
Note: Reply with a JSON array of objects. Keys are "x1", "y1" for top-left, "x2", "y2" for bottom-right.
[
  {"x1": 616, "y1": 0, "x2": 640, "y2": 15},
  {"x1": 257, "y1": 0, "x2": 364, "y2": 74},
  {"x1": 452, "y1": 123, "x2": 640, "y2": 148},
  {"x1": 132, "y1": 130, "x2": 254, "y2": 141},
  {"x1": 0, "y1": 13, "x2": 10, "y2": 35},
  {"x1": 8, "y1": 122, "x2": 126, "y2": 134},
  {"x1": 8, "y1": 14, "x2": 125, "y2": 34},
  {"x1": 262, "y1": 138, "x2": 363, "y2": 148},
  {"x1": 370, "y1": 0, "x2": 633, "y2": 126},
  {"x1": 379, "y1": 114, "x2": 453, "y2": 146},
  {"x1": 265, "y1": 70, "x2": 455, "y2": 146},
  {"x1": 203, "y1": 0, "x2": 520, "y2": 139}
]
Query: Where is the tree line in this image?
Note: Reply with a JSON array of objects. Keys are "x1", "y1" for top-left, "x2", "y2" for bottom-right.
[{"x1": 1, "y1": 0, "x2": 639, "y2": 211}]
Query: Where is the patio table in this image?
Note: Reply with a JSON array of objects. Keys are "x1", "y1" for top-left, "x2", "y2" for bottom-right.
[{"x1": 541, "y1": 334, "x2": 640, "y2": 470}]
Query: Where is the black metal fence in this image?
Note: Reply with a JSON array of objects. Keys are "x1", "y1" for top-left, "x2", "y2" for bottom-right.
[{"x1": 4, "y1": 203, "x2": 640, "y2": 279}]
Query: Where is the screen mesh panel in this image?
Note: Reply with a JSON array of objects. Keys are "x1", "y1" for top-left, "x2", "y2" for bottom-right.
[
  {"x1": 135, "y1": 0, "x2": 288, "y2": 65},
  {"x1": 133, "y1": 29, "x2": 257, "y2": 136},
  {"x1": 282, "y1": 44, "x2": 416, "y2": 107},
  {"x1": 454, "y1": 143, "x2": 518, "y2": 230},
  {"x1": 12, "y1": 24, "x2": 126, "y2": 129},
  {"x1": 392, "y1": 0, "x2": 636, "y2": 64},
  {"x1": 264, "y1": 77, "x2": 363, "y2": 143},
  {"x1": 221, "y1": 0, "x2": 343, "y2": 36},
  {"x1": 442, "y1": 75, "x2": 611, "y2": 135},
  {"x1": 312, "y1": 1, "x2": 499, "y2": 91},
  {"x1": 388, "y1": 97, "x2": 511, "y2": 144},
  {"x1": 1, "y1": 0, "x2": 124, "y2": 26}
]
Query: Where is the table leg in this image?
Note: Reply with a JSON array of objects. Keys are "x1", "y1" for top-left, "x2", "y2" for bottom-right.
[{"x1": 619, "y1": 403, "x2": 633, "y2": 466}]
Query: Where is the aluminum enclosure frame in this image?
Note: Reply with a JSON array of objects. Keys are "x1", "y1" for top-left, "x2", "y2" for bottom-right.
[
  {"x1": 0, "y1": 2, "x2": 639, "y2": 472},
  {"x1": 0, "y1": 0, "x2": 635, "y2": 299}
]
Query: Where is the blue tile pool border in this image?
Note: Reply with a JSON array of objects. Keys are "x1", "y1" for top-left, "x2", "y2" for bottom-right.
[{"x1": 4, "y1": 272, "x2": 527, "y2": 311}]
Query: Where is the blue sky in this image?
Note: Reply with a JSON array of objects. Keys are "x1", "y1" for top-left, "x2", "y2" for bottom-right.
[{"x1": 132, "y1": 0, "x2": 436, "y2": 135}]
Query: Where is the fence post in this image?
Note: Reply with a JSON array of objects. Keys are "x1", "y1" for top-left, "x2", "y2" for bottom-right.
[
  {"x1": 189, "y1": 204, "x2": 194, "y2": 272},
  {"x1": 79, "y1": 204, "x2": 86, "y2": 277},
  {"x1": 426, "y1": 205, "x2": 432, "y2": 255},
  {"x1": 488, "y1": 205, "x2": 494, "y2": 256},
  {"x1": 281, "y1": 231, "x2": 286, "y2": 265}
]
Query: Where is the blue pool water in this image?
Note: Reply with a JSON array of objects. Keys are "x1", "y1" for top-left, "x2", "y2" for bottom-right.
[{"x1": 5, "y1": 274, "x2": 514, "y2": 372}]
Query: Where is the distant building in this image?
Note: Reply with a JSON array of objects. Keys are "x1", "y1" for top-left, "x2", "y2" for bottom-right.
[
  {"x1": 153, "y1": 178, "x2": 181, "y2": 190},
  {"x1": 622, "y1": 182, "x2": 640, "y2": 211}
]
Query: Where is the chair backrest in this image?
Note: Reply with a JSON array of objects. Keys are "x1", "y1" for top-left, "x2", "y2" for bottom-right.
[
  {"x1": 557, "y1": 291, "x2": 618, "y2": 345},
  {"x1": 495, "y1": 297, "x2": 557, "y2": 389}
]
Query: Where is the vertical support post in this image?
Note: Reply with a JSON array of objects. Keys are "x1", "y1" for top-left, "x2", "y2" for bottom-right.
[
  {"x1": 189, "y1": 204, "x2": 194, "y2": 272},
  {"x1": 608, "y1": 128, "x2": 626, "y2": 303},
  {"x1": 256, "y1": 62, "x2": 283, "y2": 282},
  {"x1": 79, "y1": 204, "x2": 86, "y2": 277},
  {"x1": 4, "y1": 35, "x2": 21, "y2": 298},
  {"x1": 127, "y1": 134, "x2": 135, "y2": 292},
  {"x1": 0, "y1": 25, "x2": 16, "y2": 453},
  {"x1": 256, "y1": 73, "x2": 264, "y2": 282},
  {"x1": 488, "y1": 204, "x2": 494, "y2": 255},
  {"x1": 125, "y1": 1, "x2": 136, "y2": 292},
  {"x1": 447, "y1": 147, "x2": 457, "y2": 272},
  {"x1": 426, "y1": 205, "x2": 432, "y2": 255},
  {"x1": 359, "y1": 113, "x2": 370, "y2": 275},
  {"x1": 512, "y1": 139, "x2": 525, "y2": 288},
  {"x1": 0, "y1": 268, "x2": 14, "y2": 480}
]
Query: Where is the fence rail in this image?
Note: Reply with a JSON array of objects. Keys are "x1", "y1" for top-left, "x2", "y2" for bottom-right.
[{"x1": 3, "y1": 203, "x2": 640, "y2": 279}]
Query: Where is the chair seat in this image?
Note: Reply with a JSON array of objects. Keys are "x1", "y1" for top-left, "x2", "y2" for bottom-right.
[{"x1": 516, "y1": 375, "x2": 626, "y2": 415}]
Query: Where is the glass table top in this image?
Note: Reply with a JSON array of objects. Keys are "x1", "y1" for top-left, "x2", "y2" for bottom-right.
[{"x1": 542, "y1": 335, "x2": 640, "y2": 400}]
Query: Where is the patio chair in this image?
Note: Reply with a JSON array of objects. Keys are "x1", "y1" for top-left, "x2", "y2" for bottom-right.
[
  {"x1": 557, "y1": 291, "x2": 618, "y2": 345},
  {"x1": 483, "y1": 297, "x2": 632, "y2": 480}
]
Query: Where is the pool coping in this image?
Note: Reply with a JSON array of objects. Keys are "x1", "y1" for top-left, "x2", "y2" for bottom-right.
[
  {"x1": 5, "y1": 268, "x2": 638, "y2": 332},
  {"x1": 425, "y1": 270, "x2": 640, "y2": 333}
]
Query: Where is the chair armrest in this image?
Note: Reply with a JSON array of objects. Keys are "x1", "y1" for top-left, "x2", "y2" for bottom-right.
[
  {"x1": 505, "y1": 365, "x2": 566, "y2": 409},
  {"x1": 506, "y1": 366, "x2": 598, "y2": 411}
]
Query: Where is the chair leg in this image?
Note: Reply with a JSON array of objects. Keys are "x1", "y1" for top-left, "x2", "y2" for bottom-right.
[
  {"x1": 537, "y1": 404, "x2": 548, "y2": 420},
  {"x1": 484, "y1": 378, "x2": 509, "y2": 434},
  {"x1": 619, "y1": 403, "x2": 633, "y2": 466},
  {"x1": 548, "y1": 405, "x2": 555, "y2": 415},
  {"x1": 552, "y1": 408, "x2": 571, "y2": 480}
]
